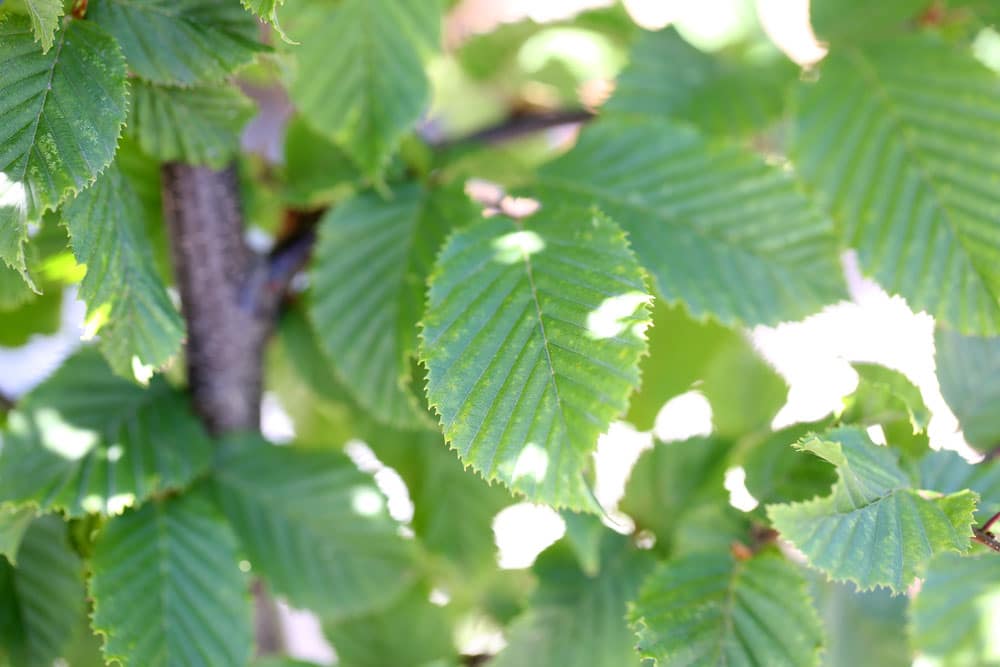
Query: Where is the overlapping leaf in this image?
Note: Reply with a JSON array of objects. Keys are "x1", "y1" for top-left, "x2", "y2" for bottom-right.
[
  {"x1": 88, "y1": 0, "x2": 261, "y2": 85},
  {"x1": 792, "y1": 36, "x2": 1000, "y2": 334},
  {"x1": 90, "y1": 491, "x2": 253, "y2": 667},
  {"x1": 629, "y1": 552, "x2": 823, "y2": 666},
  {"x1": 63, "y1": 166, "x2": 185, "y2": 375},
  {"x1": 910, "y1": 552, "x2": 1000, "y2": 666},
  {"x1": 622, "y1": 437, "x2": 750, "y2": 556},
  {"x1": 420, "y1": 209, "x2": 651, "y2": 509},
  {"x1": 7, "y1": 0, "x2": 63, "y2": 52},
  {"x1": 934, "y1": 327, "x2": 1000, "y2": 450},
  {"x1": 309, "y1": 184, "x2": 473, "y2": 428},
  {"x1": 491, "y1": 535, "x2": 653, "y2": 667},
  {"x1": 0, "y1": 348, "x2": 213, "y2": 516},
  {"x1": 212, "y1": 437, "x2": 417, "y2": 620},
  {"x1": 742, "y1": 419, "x2": 838, "y2": 509},
  {"x1": 0, "y1": 516, "x2": 85, "y2": 667},
  {"x1": 284, "y1": 0, "x2": 442, "y2": 175},
  {"x1": 0, "y1": 15, "x2": 127, "y2": 279},
  {"x1": 811, "y1": 576, "x2": 910, "y2": 667},
  {"x1": 607, "y1": 27, "x2": 795, "y2": 137},
  {"x1": 323, "y1": 583, "x2": 457, "y2": 667},
  {"x1": 919, "y1": 449, "x2": 1000, "y2": 522},
  {"x1": 241, "y1": 0, "x2": 286, "y2": 39},
  {"x1": 533, "y1": 117, "x2": 844, "y2": 326},
  {"x1": 128, "y1": 81, "x2": 254, "y2": 168},
  {"x1": 282, "y1": 116, "x2": 359, "y2": 207},
  {"x1": 767, "y1": 428, "x2": 977, "y2": 592},
  {"x1": 0, "y1": 505, "x2": 34, "y2": 563}
]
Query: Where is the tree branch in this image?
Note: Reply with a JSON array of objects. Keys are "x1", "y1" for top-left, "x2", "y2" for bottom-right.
[{"x1": 434, "y1": 108, "x2": 594, "y2": 149}]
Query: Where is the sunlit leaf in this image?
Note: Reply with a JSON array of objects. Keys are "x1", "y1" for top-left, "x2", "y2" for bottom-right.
[{"x1": 420, "y1": 208, "x2": 651, "y2": 509}]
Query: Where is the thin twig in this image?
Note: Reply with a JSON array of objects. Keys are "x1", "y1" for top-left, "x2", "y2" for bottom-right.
[{"x1": 435, "y1": 108, "x2": 595, "y2": 149}]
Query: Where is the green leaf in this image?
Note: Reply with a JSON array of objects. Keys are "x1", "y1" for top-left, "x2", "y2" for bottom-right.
[
  {"x1": 625, "y1": 300, "x2": 787, "y2": 434},
  {"x1": 629, "y1": 551, "x2": 823, "y2": 667},
  {"x1": 812, "y1": 575, "x2": 910, "y2": 667},
  {"x1": 622, "y1": 437, "x2": 749, "y2": 556},
  {"x1": 0, "y1": 506, "x2": 34, "y2": 564},
  {"x1": 767, "y1": 427, "x2": 977, "y2": 592},
  {"x1": 0, "y1": 283, "x2": 61, "y2": 346},
  {"x1": 842, "y1": 363, "x2": 930, "y2": 459},
  {"x1": 0, "y1": 260, "x2": 35, "y2": 311},
  {"x1": 491, "y1": 534, "x2": 653, "y2": 667},
  {"x1": 284, "y1": 0, "x2": 442, "y2": 176},
  {"x1": 919, "y1": 449, "x2": 1000, "y2": 523},
  {"x1": 128, "y1": 80, "x2": 254, "y2": 168},
  {"x1": 607, "y1": 27, "x2": 795, "y2": 137},
  {"x1": 910, "y1": 552, "x2": 1000, "y2": 666},
  {"x1": 6, "y1": 0, "x2": 64, "y2": 53},
  {"x1": 282, "y1": 115, "x2": 359, "y2": 207},
  {"x1": 0, "y1": 516, "x2": 85, "y2": 667},
  {"x1": 309, "y1": 184, "x2": 473, "y2": 428},
  {"x1": 324, "y1": 583, "x2": 457, "y2": 667},
  {"x1": 212, "y1": 437, "x2": 417, "y2": 620},
  {"x1": 90, "y1": 491, "x2": 253, "y2": 667},
  {"x1": 420, "y1": 209, "x2": 651, "y2": 510},
  {"x1": 809, "y1": 0, "x2": 929, "y2": 43},
  {"x1": 0, "y1": 348, "x2": 213, "y2": 516},
  {"x1": 63, "y1": 166, "x2": 185, "y2": 375},
  {"x1": 88, "y1": 0, "x2": 262, "y2": 85},
  {"x1": 241, "y1": 0, "x2": 288, "y2": 41},
  {"x1": 0, "y1": 15, "x2": 127, "y2": 279},
  {"x1": 561, "y1": 511, "x2": 606, "y2": 576},
  {"x1": 791, "y1": 36, "x2": 1000, "y2": 334},
  {"x1": 363, "y1": 427, "x2": 512, "y2": 574},
  {"x1": 533, "y1": 117, "x2": 845, "y2": 327},
  {"x1": 742, "y1": 419, "x2": 838, "y2": 509},
  {"x1": 935, "y1": 327, "x2": 1000, "y2": 450}
]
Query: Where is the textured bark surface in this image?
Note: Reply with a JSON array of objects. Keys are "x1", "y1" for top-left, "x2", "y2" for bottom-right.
[{"x1": 162, "y1": 164, "x2": 269, "y2": 435}]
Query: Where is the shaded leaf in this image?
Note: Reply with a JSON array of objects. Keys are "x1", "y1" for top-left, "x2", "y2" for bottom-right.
[
  {"x1": 324, "y1": 583, "x2": 457, "y2": 667},
  {"x1": 309, "y1": 184, "x2": 473, "y2": 428},
  {"x1": 7, "y1": 0, "x2": 63, "y2": 52},
  {"x1": 919, "y1": 449, "x2": 1000, "y2": 523},
  {"x1": 89, "y1": 0, "x2": 262, "y2": 85},
  {"x1": 629, "y1": 551, "x2": 823, "y2": 666},
  {"x1": 0, "y1": 348, "x2": 213, "y2": 516},
  {"x1": 767, "y1": 427, "x2": 977, "y2": 592},
  {"x1": 0, "y1": 506, "x2": 34, "y2": 564},
  {"x1": 63, "y1": 166, "x2": 185, "y2": 375},
  {"x1": 128, "y1": 80, "x2": 254, "y2": 168},
  {"x1": 212, "y1": 437, "x2": 417, "y2": 621},
  {"x1": 90, "y1": 491, "x2": 253, "y2": 667},
  {"x1": 0, "y1": 15, "x2": 127, "y2": 279},
  {"x1": 791, "y1": 36, "x2": 1000, "y2": 334},
  {"x1": 282, "y1": 115, "x2": 359, "y2": 207},
  {"x1": 935, "y1": 327, "x2": 1000, "y2": 450},
  {"x1": 420, "y1": 209, "x2": 651, "y2": 509},
  {"x1": 910, "y1": 552, "x2": 1000, "y2": 666},
  {"x1": 534, "y1": 117, "x2": 844, "y2": 326},
  {"x1": 742, "y1": 419, "x2": 838, "y2": 509},
  {"x1": 0, "y1": 516, "x2": 85, "y2": 667},
  {"x1": 491, "y1": 534, "x2": 653, "y2": 667},
  {"x1": 285, "y1": 0, "x2": 442, "y2": 175},
  {"x1": 811, "y1": 575, "x2": 910, "y2": 667}
]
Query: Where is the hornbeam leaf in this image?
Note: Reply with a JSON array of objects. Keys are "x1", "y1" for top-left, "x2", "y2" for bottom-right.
[
  {"x1": 88, "y1": 0, "x2": 262, "y2": 85},
  {"x1": 9, "y1": 0, "x2": 64, "y2": 52},
  {"x1": 63, "y1": 166, "x2": 185, "y2": 375},
  {"x1": 607, "y1": 27, "x2": 795, "y2": 138},
  {"x1": 284, "y1": 0, "x2": 442, "y2": 176},
  {"x1": 309, "y1": 184, "x2": 474, "y2": 428},
  {"x1": 0, "y1": 15, "x2": 127, "y2": 279},
  {"x1": 767, "y1": 427, "x2": 977, "y2": 592},
  {"x1": 241, "y1": 0, "x2": 290, "y2": 42},
  {"x1": 90, "y1": 491, "x2": 253, "y2": 667},
  {"x1": 629, "y1": 552, "x2": 823, "y2": 666},
  {"x1": 420, "y1": 209, "x2": 652, "y2": 509},
  {"x1": 0, "y1": 505, "x2": 34, "y2": 563},
  {"x1": 534, "y1": 117, "x2": 845, "y2": 327},
  {"x1": 0, "y1": 348, "x2": 213, "y2": 517},
  {"x1": 0, "y1": 515, "x2": 86, "y2": 667},
  {"x1": 934, "y1": 327, "x2": 1000, "y2": 451},
  {"x1": 919, "y1": 449, "x2": 1000, "y2": 523},
  {"x1": 491, "y1": 534, "x2": 653, "y2": 667},
  {"x1": 791, "y1": 36, "x2": 1000, "y2": 334},
  {"x1": 127, "y1": 80, "x2": 254, "y2": 168},
  {"x1": 212, "y1": 437, "x2": 418, "y2": 620},
  {"x1": 910, "y1": 552, "x2": 1000, "y2": 665}
]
